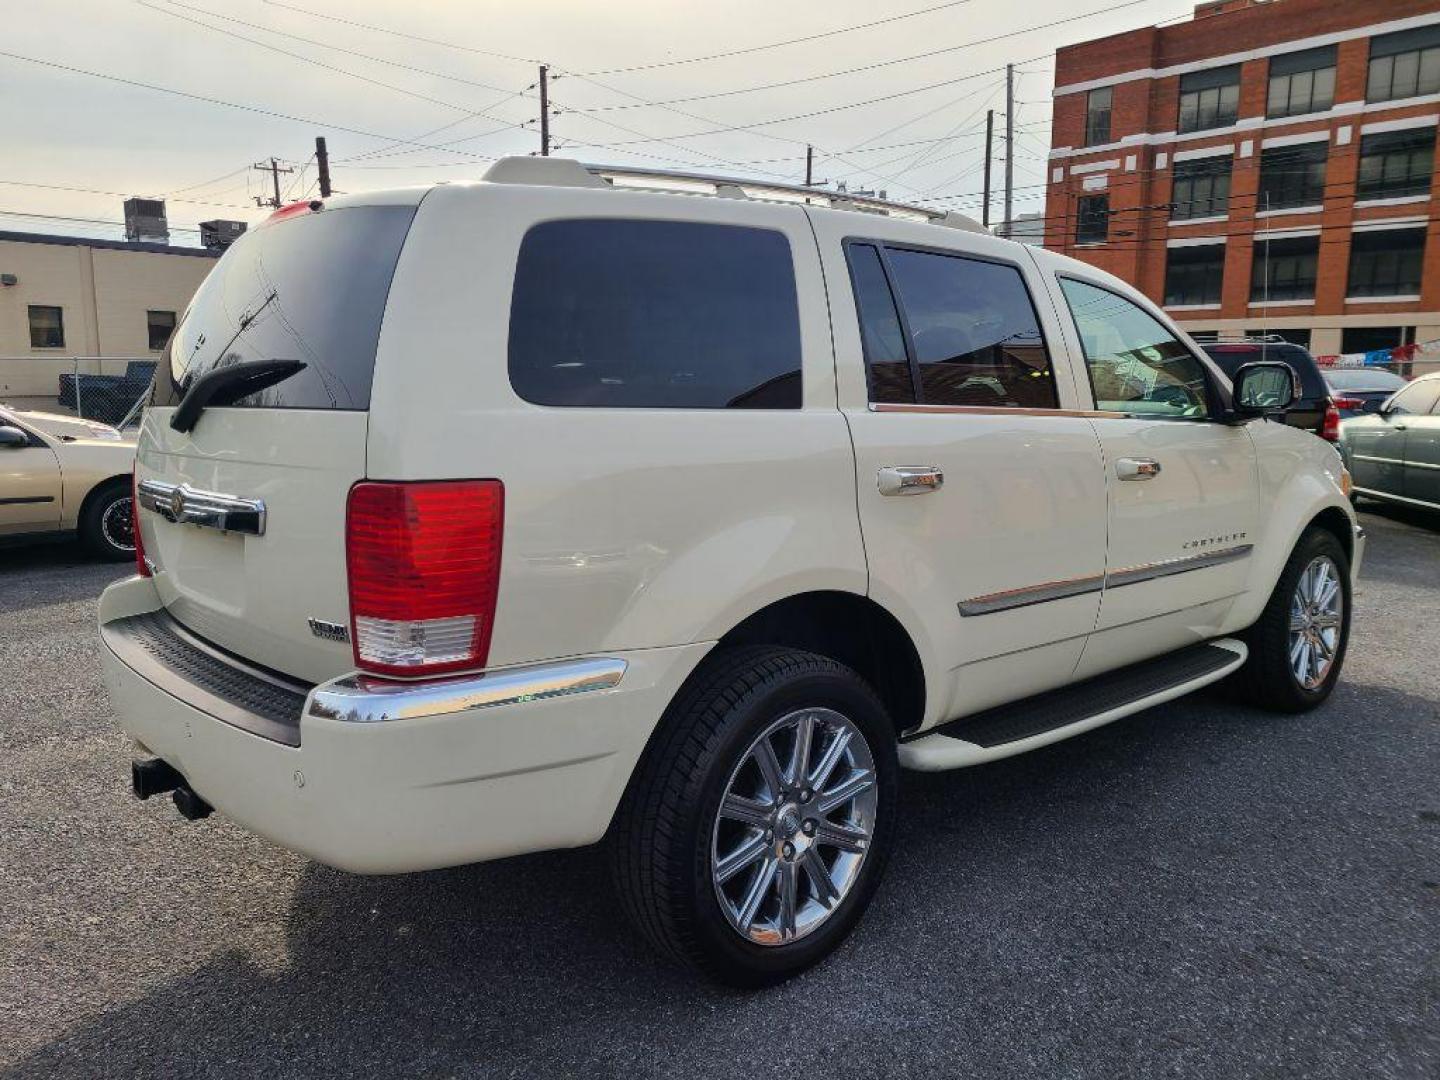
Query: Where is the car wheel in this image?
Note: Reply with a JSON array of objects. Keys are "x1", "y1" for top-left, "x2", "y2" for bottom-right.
[
  {"x1": 1231, "y1": 527, "x2": 1351, "y2": 713},
  {"x1": 611, "y1": 646, "x2": 898, "y2": 987},
  {"x1": 81, "y1": 480, "x2": 136, "y2": 562}
]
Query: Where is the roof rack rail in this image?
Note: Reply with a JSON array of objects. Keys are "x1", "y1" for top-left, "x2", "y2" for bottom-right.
[
  {"x1": 1201, "y1": 332, "x2": 1293, "y2": 344},
  {"x1": 479, "y1": 157, "x2": 985, "y2": 233}
]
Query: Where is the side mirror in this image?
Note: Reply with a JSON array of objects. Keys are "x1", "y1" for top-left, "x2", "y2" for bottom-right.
[
  {"x1": 1231, "y1": 361, "x2": 1296, "y2": 418},
  {"x1": 0, "y1": 425, "x2": 29, "y2": 448}
]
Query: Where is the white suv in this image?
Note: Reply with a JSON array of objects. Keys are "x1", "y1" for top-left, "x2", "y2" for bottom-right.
[{"x1": 99, "y1": 158, "x2": 1362, "y2": 985}]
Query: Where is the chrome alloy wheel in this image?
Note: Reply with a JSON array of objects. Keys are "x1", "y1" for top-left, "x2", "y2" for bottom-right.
[
  {"x1": 710, "y1": 708, "x2": 878, "y2": 947},
  {"x1": 1289, "y1": 555, "x2": 1343, "y2": 690},
  {"x1": 101, "y1": 495, "x2": 136, "y2": 554}
]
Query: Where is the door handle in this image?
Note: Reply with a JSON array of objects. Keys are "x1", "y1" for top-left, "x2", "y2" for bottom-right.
[
  {"x1": 877, "y1": 465, "x2": 944, "y2": 496},
  {"x1": 1116, "y1": 457, "x2": 1162, "y2": 481}
]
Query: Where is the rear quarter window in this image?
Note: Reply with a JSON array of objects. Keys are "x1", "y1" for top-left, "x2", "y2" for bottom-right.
[{"x1": 507, "y1": 218, "x2": 802, "y2": 409}]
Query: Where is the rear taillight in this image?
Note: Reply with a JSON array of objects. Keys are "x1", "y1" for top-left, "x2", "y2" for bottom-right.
[
  {"x1": 1331, "y1": 396, "x2": 1363, "y2": 411},
  {"x1": 133, "y1": 467, "x2": 150, "y2": 578},
  {"x1": 1321, "y1": 399, "x2": 1342, "y2": 442},
  {"x1": 345, "y1": 480, "x2": 504, "y2": 677}
]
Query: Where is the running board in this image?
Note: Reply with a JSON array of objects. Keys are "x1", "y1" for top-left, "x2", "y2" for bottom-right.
[{"x1": 899, "y1": 639, "x2": 1247, "y2": 771}]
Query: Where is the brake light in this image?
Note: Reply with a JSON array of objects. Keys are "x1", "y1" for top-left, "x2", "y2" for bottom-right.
[
  {"x1": 1321, "y1": 399, "x2": 1342, "y2": 442},
  {"x1": 133, "y1": 467, "x2": 150, "y2": 578},
  {"x1": 1331, "y1": 396, "x2": 1363, "y2": 411},
  {"x1": 345, "y1": 480, "x2": 504, "y2": 677}
]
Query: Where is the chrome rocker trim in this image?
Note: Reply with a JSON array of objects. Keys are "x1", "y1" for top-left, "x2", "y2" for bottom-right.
[
  {"x1": 137, "y1": 479, "x2": 267, "y2": 537},
  {"x1": 308, "y1": 656, "x2": 628, "y2": 724},
  {"x1": 958, "y1": 544, "x2": 1254, "y2": 617}
]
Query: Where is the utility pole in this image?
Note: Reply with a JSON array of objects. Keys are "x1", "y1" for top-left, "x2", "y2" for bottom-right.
[
  {"x1": 315, "y1": 136, "x2": 332, "y2": 198},
  {"x1": 806, "y1": 145, "x2": 814, "y2": 186},
  {"x1": 982, "y1": 109, "x2": 994, "y2": 229},
  {"x1": 252, "y1": 157, "x2": 295, "y2": 209},
  {"x1": 538, "y1": 64, "x2": 551, "y2": 156},
  {"x1": 1003, "y1": 64, "x2": 1015, "y2": 238}
]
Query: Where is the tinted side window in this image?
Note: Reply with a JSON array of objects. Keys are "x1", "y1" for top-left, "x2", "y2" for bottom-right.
[
  {"x1": 885, "y1": 249, "x2": 1057, "y2": 409},
  {"x1": 845, "y1": 243, "x2": 914, "y2": 404},
  {"x1": 1060, "y1": 278, "x2": 1211, "y2": 420},
  {"x1": 509, "y1": 219, "x2": 801, "y2": 409}
]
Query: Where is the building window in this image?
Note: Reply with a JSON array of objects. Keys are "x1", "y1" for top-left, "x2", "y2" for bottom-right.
[
  {"x1": 1267, "y1": 46, "x2": 1337, "y2": 119},
  {"x1": 1075, "y1": 195, "x2": 1109, "y2": 245},
  {"x1": 1251, "y1": 235, "x2": 1319, "y2": 302},
  {"x1": 509, "y1": 219, "x2": 801, "y2": 409},
  {"x1": 28, "y1": 305, "x2": 64, "y2": 348},
  {"x1": 1341, "y1": 326, "x2": 1410, "y2": 354},
  {"x1": 1170, "y1": 155, "x2": 1232, "y2": 219},
  {"x1": 146, "y1": 310, "x2": 177, "y2": 351},
  {"x1": 1367, "y1": 26, "x2": 1440, "y2": 103},
  {"x1": 1348, "y1": 228, "x2": 1427, "y2": 298},
  {"x1": 1178, "y1": 66, "x2": 1240, "y2": 134},
  {"x1": 1257, "y1": 143, "x2": 1328, "y2": 211},
  {"x1": 1085, "y1": 86, "x2": 1113, "y2": 146},
  {"x1": 1164, "y1": 245, "x2": 1226, "y2": 307},
  {"x1": 1356, "y1": 129, "x2": 1436, "y2": 201}
]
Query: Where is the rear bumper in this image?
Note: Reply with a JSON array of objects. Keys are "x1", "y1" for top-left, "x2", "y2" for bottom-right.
[{"x1": 98, "y1": 575, "x2": 710, "y2": 873}]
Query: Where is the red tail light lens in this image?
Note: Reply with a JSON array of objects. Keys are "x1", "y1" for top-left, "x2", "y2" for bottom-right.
[
  {"x1": 1331, "y1": 396, "x2": 1363, "y2": 411},
  {"x1": 1321, "y1": 400, "x2": 1342, "y2": 442},
  {"x1": 132, "y1": 467, "x2": 150, "y2": 578},
  {"x1": 345, "y1": 480, "x2": 504, "y2": 677}
]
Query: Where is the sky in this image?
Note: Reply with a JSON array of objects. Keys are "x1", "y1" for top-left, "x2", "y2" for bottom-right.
[{"x1": 2, "y1": 0, "x2": 1197, "y2": 246}]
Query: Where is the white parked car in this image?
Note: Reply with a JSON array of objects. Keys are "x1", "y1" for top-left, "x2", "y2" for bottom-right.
[{"x1": 99, "y1": 159, "x2": 1362, "y2": 985}]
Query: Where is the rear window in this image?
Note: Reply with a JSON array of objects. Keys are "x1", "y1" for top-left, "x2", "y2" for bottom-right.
[
  {"x1": 1200, "y1": 343, "x2": 1325, "y2": 398},
  {"x1": 160, "y1": 205, "x2": 416, "y2": 411},
  {"x1": 1324, "y1": 368, "x2": 1407, "y2": 391},
  {"x1": 508, "y1": 218, "x2": 802, "y2": 409}
]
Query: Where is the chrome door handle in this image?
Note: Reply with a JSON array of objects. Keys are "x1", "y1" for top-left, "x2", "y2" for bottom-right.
[
  {"x1": 877, "y1": 466, "x2": 944, "y2": 496},
  {"x1": 1116, "y1": 458, "x2": 1161, "y2": 481}
]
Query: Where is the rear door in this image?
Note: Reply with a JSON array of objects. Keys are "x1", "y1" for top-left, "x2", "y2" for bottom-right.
[
  {"x1": 811, "y1": 215, "x2": 1109, "y2": 723},
  {"x1": 1346, "y1": 379, "x2": 1438, "y2": 499},
  {"x1": 136, "y1": 197, "x2": 420, "y2": 683},
  {"x1": 1051, "y1": 276, "x2": 1258, "y2": 679},
  {"x1": 1398, "y1": 381, "x2": 1440, "y2": 506}
]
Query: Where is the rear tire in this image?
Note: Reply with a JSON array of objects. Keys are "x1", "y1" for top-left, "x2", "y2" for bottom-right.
[
  {"x1": 80, "y1": 479, "x2": 135, "y2": 562},
  {"x1": 1231, "y1": 527, "x2": 1350, "y2": 713},
  {"x1": 610, "y1": 646, "x2": 899, "y2": 987}
]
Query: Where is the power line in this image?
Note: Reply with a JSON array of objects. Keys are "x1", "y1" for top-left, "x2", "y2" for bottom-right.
[
  {"x1": 576, "y1": 0, "x2": 981, "y2": 76},
  {"x1": 259, "y1": 0, "x2": 538, "y2": 65},
  {"x1": 0, "y1": 177, "x2": 251, "y2": 209},
  {"x1": 0, "y1": 48, "x2": 509, "y2": 162},
  {"x1": 0, "y1": 207, "x2": 203, "y2": 234}
]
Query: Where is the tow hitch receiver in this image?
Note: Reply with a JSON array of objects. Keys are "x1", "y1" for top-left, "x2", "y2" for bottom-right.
[
  {"x1": 132, "y1": 757, "x2": 183, "y2": 800},
  {"x1": 171, "y1": 785, "x2": 213, "y2": 821}
]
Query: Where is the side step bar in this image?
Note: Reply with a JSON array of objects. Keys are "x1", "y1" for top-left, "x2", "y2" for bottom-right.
[{"x1": 899, "y1": 639, "x2": 1247, "y2": 772}]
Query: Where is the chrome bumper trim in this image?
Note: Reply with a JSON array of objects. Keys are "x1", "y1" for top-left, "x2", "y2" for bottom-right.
[
  {"x1": 307, "y1": 656, "x2": 628, "y2": 724},
  {"x1": 137, "y1": 479, "x2": 266, "y2": 536}
]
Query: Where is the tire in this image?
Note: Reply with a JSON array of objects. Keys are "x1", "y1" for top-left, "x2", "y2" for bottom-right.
[
  {"x1": 80, "y1": 479, "x2": 136, "y2": 562},
  {"x1": 1231, "y1": 527, "x2": 1351, "y2": 713},
  {"x1": 610, "y1": 646, "x2": 899, "y2": 987}
]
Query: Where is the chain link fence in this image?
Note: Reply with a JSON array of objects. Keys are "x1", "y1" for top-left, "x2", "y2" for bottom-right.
[{"x1": 0, "y1": 357, "x2": 154, "y2": 429}]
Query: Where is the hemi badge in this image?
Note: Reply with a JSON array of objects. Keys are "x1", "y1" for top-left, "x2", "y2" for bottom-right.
[{"x1": 308, "y1": 618, "x2": 350, "y2": 643}]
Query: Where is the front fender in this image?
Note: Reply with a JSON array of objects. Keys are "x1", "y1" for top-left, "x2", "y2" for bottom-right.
[{"x1": 1226, "y1": 423, "x2": 1356, "y2": 632}]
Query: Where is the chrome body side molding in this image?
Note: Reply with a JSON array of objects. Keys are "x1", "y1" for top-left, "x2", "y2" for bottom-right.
[
  {"x1": 308, "y1": 656, "x2": 628, "y2": 724},
  {"x1": 137, "y1": 479, "x2": 267, "y2": 537},
  {"x1": 958, "y1": 544, "x2": 1254, "y2": 617}
]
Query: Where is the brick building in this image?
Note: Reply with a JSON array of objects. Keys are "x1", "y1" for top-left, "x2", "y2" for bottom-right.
[{"x1": 1045, "y1": 0, "x2": 1440, "y2": 358}]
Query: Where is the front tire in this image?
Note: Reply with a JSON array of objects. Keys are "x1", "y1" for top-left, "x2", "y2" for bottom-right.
[
  {"x1": 1232, "y1": 527, "x2": 1351, "y2": 712},
  {"x1": 80, "y1": 480, "x2": 135, "y2": 562},
  {"x1": 611, "y1": 646, "x2": 899, "y2": 987}
]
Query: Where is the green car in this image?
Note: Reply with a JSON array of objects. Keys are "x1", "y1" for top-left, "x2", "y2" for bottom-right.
[{"x1": 1338, "y1": 372, "x2": 1440, "y2": 511}]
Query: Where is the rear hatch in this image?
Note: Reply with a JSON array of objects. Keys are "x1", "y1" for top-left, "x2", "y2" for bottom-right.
[{"x1": 135, "y1": 196, "x2": 421, "y2": 683}]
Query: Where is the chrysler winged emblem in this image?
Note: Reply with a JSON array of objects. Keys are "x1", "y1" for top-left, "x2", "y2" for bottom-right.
[{"x1": 169, "y1": 487, "x2": 187, "y2": 520}]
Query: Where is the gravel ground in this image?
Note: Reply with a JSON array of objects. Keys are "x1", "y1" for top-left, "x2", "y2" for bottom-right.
[{"x1": 2, "y1": 507, "x2": 1437, "y2": 1079}]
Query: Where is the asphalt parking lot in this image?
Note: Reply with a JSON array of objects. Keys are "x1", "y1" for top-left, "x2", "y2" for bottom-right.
[{"x1": 2, "y1": 508, "x2": 1437, "y2": 1080}]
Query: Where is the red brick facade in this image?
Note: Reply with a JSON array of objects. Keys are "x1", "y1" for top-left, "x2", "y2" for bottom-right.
[{"x1": 1044, "y1": 0, "x2": 1440, "y2": 356}]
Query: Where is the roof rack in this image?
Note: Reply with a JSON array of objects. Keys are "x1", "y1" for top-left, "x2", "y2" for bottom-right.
[
  {"x1": 479, "y1": 157, "x2": 984, "y2": 233},
  {"x1": 1199, "y1": 332, "x2": 1293, "y2": 344}
]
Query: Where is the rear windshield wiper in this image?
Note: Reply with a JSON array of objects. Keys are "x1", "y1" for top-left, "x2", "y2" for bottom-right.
[{"x1": 170, "y1": 358, "x2": 306, "y2": 433}]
